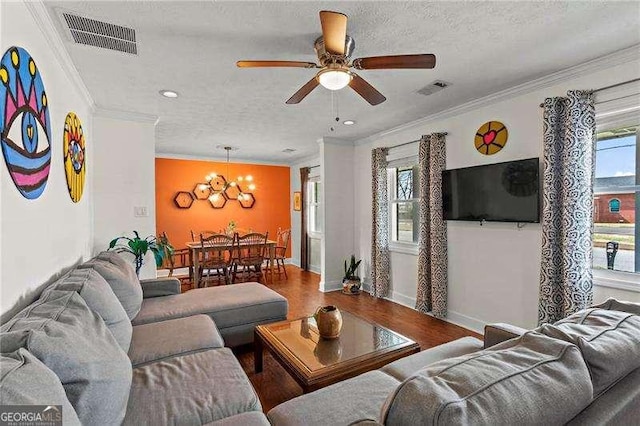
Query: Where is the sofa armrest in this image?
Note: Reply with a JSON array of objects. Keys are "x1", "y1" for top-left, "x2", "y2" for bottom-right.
[
  {"x1": 139, "y1": 277, "x2": 181, "y2": 298},
  {"x1": 484, "y1": 323, "x2": 528, "y2": 349}
]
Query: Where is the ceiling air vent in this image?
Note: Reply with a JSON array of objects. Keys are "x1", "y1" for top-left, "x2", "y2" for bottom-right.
[
  {"x1": 63, "y1": 13, "x2": 137, "y2": 55},
  {"x1": 417, "y1": 80, "x2": 450, "y2": 96}
]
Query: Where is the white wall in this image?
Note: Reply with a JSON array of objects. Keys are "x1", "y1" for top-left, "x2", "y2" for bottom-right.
[
  {"x1": 1, "y1": 1, "x2": 94, "y2": 317},
  {"x1": 92, "y1": 115, "x2": 157, "y2": 279},
  {"x1": 353, "y1": 56, "x2": 640, "y2": 333},
  {"x1": 320, "y1": 138, "x2": 355, "y2": 291}
]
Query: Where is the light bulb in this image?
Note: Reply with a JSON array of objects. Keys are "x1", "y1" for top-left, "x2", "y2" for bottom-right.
[
  {"x1": 230, "y1": 181, "x2": 236, "y2": 187},
  {"x1": 198, "y1": 184, "x2": 208, "y2": 191},
  {"x1": 246, "y1": 175, "x2": 253, "y2": 182},
  {"x1": 205, "y1": 175, "x2": 211, "y2": 181},
  {"x1": 317, "y1": 69, "x2": 352, "y2": 91},
  {"x1": 248, "y1": 183, "x2": 256, "y2": 191},
  {"x1": 210, "y1": 193, "x2": 220, "y2": 201},
  {"x1": 237, "y1": 176, "x2": 243, "y2": 182}
]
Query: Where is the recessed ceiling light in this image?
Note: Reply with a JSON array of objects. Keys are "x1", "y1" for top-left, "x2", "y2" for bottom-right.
[
  {"x1": 343, "y1": 120, "x2": 356, "y2": 126},
  {"x1": 159, "y1": 90, "x2": 179, "y2": 98}
]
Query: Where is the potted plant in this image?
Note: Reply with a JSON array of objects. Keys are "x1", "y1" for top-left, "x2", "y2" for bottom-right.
[
  {"x1": 109, "y1": 231, "x2": 172, "y2": 276},
  {"x1": 342, "y1": 255, "x2": 362, "y2": 295}
]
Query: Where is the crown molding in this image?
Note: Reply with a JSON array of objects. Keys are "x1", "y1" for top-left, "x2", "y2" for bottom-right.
[
  {"x1": 24, "y1": 1, "x2": 95, "y2": 111},
  {"x1": 93, "y1": 107, "x2": 159, "y2": 125},
  {"x1": 355, "y1": 44, "x2": 640, "y2": 147},
  {"x1": 155, "y1": 152, "x2": 291, "y2": 167}
]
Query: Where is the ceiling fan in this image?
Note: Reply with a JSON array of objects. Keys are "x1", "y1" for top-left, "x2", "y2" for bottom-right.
[{"x1": 237, "y1": 10, "x2": 436, "y2": 106}]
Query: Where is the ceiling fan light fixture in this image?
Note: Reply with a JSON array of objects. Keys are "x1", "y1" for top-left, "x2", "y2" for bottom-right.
[{"x1": 317, "y1": 68, "x2": 352, "y2": 91}]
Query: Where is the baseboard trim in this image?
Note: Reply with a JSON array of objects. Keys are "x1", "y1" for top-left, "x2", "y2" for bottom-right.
[
  {"x1": 319, "y1": 280, "x2": 342, "y2": 292},
  {"x1": 444, "y1": 310, "x2": 485, "y2": 335},
  {"x1": 384, "y1": 290, "x2": 485, "y2": 335}
]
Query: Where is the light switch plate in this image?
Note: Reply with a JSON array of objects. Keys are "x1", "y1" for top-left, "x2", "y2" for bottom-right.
[{"x1": 134, "y1": 206, "x2": 148, "y2": 217}]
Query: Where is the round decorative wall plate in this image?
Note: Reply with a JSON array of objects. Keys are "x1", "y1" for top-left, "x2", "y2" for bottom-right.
[
  {"x1": 0, "y1": 46, "x2": 52, "y2": 199},
  {"x1": 475, "y1": 121, "x2": 508, "y2": 155},
  {"x1": 63, "y1": 112, "x2": 86, "y2": 202}
]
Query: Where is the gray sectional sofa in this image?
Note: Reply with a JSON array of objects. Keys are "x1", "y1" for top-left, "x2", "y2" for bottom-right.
[
  {"x1": 0, "y1": 251, "x2": 287, "y2": 425},
  {"x1": 267, "y1": 299, "x2": 640, "y2": 426}
]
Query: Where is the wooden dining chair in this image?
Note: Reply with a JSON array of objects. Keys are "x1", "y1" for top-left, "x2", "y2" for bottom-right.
[
  {"x1": 232, "y1": 232, "x2": 268, "y2": 284},
  {"x1": 198, "y1": 233, "x2": 234, "y2": 287},
  {"x1": 159, "y1": 232, "x2": 191, "y2": 285},
  {"x1": 274, "y1": 228, "x2": 291, "y2": 279},
  {"x1": 191, "y1": 230, "x2": 218, "y2": 241}
]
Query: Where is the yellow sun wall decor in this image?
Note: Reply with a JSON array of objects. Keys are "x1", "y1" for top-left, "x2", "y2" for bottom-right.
[
  {"x1": 475, "y1": 121, "x2": 508, "y2": 155},
  {"x1": 63, "y1": 112, "x2": 86, "y2": 202}
]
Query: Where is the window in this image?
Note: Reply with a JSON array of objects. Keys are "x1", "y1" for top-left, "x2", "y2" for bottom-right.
[
  {"x1": 593, "y1": 125, "x2": 639, "y2": 278},
  {"x1": 389, "y1": 165, "x2": 419, "y2": 244},
  {"x1": 307, "y1": 179, "x2": 322, "y2": 234},
  {"x1": 608, "y1": 198, "x2": 621, "y2": 213}
]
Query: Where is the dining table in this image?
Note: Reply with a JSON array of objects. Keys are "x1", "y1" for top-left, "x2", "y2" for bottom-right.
[{"x1": 186, "y1": 239, "x2": 277, "y2": 288}]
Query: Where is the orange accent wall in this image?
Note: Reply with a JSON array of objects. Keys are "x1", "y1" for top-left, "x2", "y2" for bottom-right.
[{"x1": 155, "y1": 158, "x2": 291, "y2": 257}]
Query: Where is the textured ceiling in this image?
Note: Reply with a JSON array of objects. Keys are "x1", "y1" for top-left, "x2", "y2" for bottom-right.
[{"x1": 45, "y1": 1, "x2": 640, "y2": 162}]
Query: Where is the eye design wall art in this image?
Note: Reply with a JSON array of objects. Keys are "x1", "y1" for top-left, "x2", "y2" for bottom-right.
[
  {"x1": 0, "y1": 46, "x2": 52, "y2": 199},
  {"x1": 474, "y1": 121, "x2": 508, "y2": 156},
  {"x1": 63, "y1": 112, "x2": 86, "y2": 202}
]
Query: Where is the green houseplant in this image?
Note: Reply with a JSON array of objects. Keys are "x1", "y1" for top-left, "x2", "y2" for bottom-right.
[
  {"x1": 342, "y1": 255, "x2": 362, "y2": 295},
  {"x1": 109, "y1": 231, "x2": 172, "y2": 276}
]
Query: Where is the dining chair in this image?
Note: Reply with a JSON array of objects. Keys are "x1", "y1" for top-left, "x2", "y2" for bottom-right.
[
  {"x1": 232, "y1": 232, "x2": 268, "y2": 284},
  {"x1": 198, "y1": 233, "x2": 234, "y2": 287},
  {"x1": 159, "y1": 232, "x2": 191, "y2": 285},
  {"x1": 274, "y1": 227, "x2": 291, "y2": 279},
  {"x1": 191, "y1": 230, "x2": 218, "y2": 241}
]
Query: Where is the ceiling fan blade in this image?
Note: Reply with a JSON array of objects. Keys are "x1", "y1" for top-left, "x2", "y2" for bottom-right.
[
  {"x1": 319, "y1": 11, "x2": 347, "y2": 55},
  {"x1": 286, "y1": 77, "x2": 320, "y2": 104},
  {"x1": 237, "y1": 60, "x2": 318, "y2": 68},
  {"x1": 349, "y1": 74, "x2": 386, "y2": 106},
  {"x1": 352, "y1": 54, "x2": 436, "y2": 70}
]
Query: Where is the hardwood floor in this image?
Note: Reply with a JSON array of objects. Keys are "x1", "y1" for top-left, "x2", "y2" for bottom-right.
[{"x1": 228, "y1": 265, "x2": 481, "y2": 413}]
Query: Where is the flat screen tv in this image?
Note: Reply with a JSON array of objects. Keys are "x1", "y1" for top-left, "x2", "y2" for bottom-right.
[{"x1": 442, "y1": 158, "x2": 540, "y2": 223}]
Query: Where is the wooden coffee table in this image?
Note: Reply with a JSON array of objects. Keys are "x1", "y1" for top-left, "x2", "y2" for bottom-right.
[{"x1": 254, "y1": 310, "x2": 420, "y2": 393}]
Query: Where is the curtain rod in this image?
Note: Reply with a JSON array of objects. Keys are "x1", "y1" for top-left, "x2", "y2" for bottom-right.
[
  {"x1": 538, "y1": 77, "x2": 640, "y2": 108},
  {"x1": 388, "y1": 133, "x2": 449, "y2": 150}
]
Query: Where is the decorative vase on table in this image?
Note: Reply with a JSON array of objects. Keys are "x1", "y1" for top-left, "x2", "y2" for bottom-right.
[
  {"x1": 314, "y1": 305, "x2": 343, "y2": 339},
  {"x1": 342, "y1": 254, "x2": 362, "y2": 295}
]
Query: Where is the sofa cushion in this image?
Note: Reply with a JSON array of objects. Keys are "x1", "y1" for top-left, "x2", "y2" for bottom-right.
[
  {"x1": 132, "y1": 282, "x2": 287, "y2": 330},
  {"x1": 539, "y1": 308, "x2": 640, "y2": 396},
  {"x1": 381, "y1": 337, "x2": 483, "y2": 381},
  {"x1": 567, "y1": 367, "x2": 640, "y2": 425},
  {"x1": 42, "y1": 267, "x2": 132, "y2": 352},
  {"x1": 0, "y1": 290, "x2": 132, "y2": 425},
  {"x1": 79, "y1": 251, "x2": 142, "y2": 319},
  {"x1": 0, "y1": 349, "x2": 81, "y2": 426},
  {"x1": 129, "y1": 314, "x2": 224, "y2": 367},
  {"x1": 123, "y1": 348, "x2": 261, "y2": 425},
  {"x1": 592, "y1": 298, "x2": 640, "y2": 315},
  {"x1": 205, "y1": 411, "x2": 270, "y2": 426},
  {"x1": 382, "y1": 332, "x2": 593, "y2": 425},
  {"x1": 267, "y1": 371, "x2": 400, "y2": 426}
]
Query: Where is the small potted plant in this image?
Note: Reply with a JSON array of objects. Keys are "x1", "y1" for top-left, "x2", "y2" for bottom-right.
[
  {"x1": 342, "y1": 255, "x2": 362, "y2": 295},
  {"x1": 109, "y1": 231, "x2": 172, "y2": 277}
]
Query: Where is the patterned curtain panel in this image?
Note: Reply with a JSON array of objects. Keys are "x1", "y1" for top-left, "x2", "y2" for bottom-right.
[
  {"x1": 415, "y1": 133, "x2": 448, "y2": 318},
  {"x1": 300, "y1": 167, "x2": 310, "y2": 271},
  {"x1": 539, "y1": 90, "x2": 596, "y2": 325},
  {"x1": 371, "y1": 147, "x2": 390, "y2": 298}
]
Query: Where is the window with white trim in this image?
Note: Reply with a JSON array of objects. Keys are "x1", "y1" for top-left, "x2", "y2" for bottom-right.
[
  {"x1": 592, "y1": 124, "x2": 639, "y2": 278},
  {"x1": 307, "y1": 178, "x2": 322, "y2": 235},
  {"x1": 388, "y1": 165, "x2": 419, "y2": 244}
]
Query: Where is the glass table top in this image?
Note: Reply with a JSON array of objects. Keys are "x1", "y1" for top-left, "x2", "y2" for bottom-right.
[{"x1": 261, "y1": 310, "x2": 413, "y2": 372}]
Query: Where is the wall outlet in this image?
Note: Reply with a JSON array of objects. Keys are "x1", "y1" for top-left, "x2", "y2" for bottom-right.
[{"x1": 134, "y1": 206, "x2": 148, "y2": 217}]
